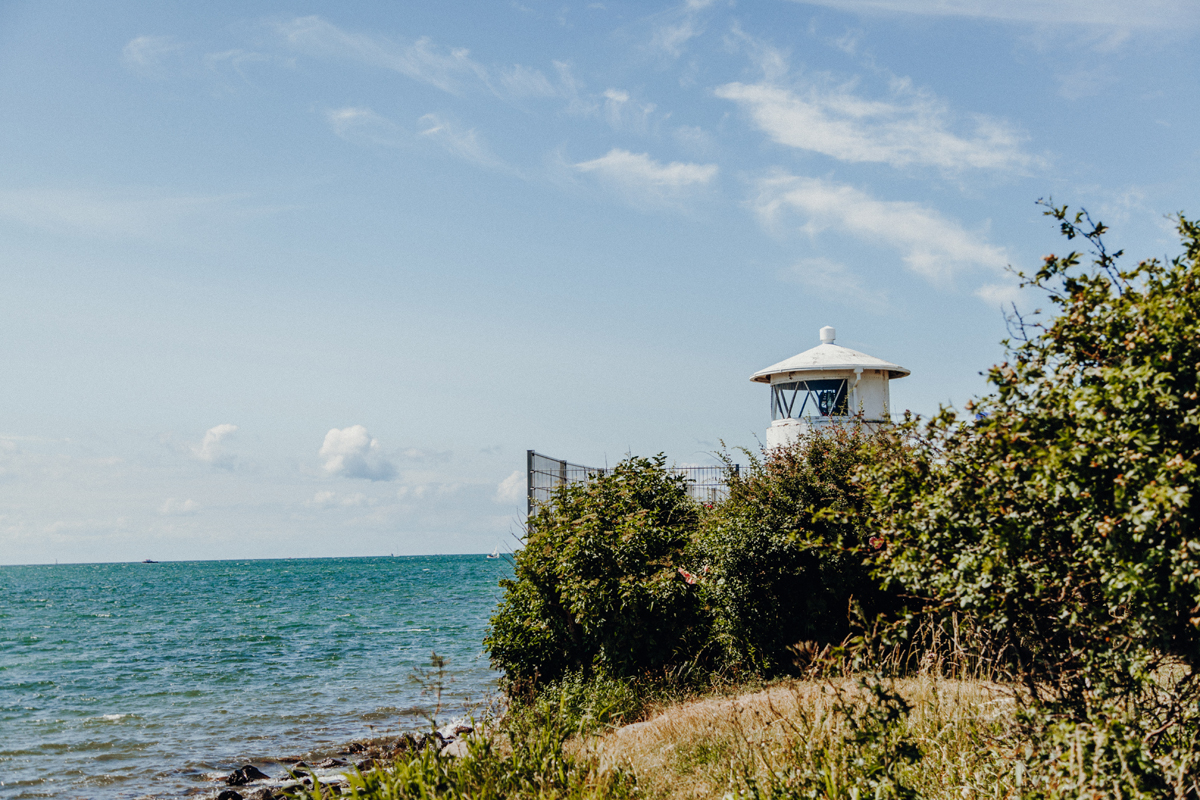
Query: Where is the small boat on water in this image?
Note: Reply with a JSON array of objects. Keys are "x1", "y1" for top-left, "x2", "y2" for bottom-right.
[
  {"x1": 486, "y1": 547, "x2": 500, "y2": 559},
  {"x1": 142, "y1": 559, "x2": 158, "y2": 564}
]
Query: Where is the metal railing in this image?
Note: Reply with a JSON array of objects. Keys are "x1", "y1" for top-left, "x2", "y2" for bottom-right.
[{"x1": 526, "y1": 450, "x2": 738, "y2": 514}]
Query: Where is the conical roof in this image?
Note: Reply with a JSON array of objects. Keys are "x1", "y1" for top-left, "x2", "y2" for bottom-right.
[{"x1": 750, "y1": 327, "x2": 910, "y2": 383}]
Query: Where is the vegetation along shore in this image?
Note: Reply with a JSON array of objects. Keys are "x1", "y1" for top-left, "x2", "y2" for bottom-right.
[{"x1": 216, "y1": 205, "x2": 1200, "y2": 799}]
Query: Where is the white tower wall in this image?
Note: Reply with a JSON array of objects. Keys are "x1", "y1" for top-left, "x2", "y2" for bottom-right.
[{"x1": 752, "y1": 328, "x2": 908, "y2": 450}]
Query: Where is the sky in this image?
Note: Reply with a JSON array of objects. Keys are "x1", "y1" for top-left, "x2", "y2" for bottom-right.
[{"x1": 1, "y1": 0, "x2": 1198, "y2": 564}]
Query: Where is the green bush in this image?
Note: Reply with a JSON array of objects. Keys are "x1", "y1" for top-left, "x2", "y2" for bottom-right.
[
  {"x1": 484, "y1": 455, "x2": 705, "y2": 683},
  {"x1": 295, "y1": 701, "x2": 637, "y2": 800},
  {"x1": 487, "y1": 431, "x2": 906, "y2": 685},
  {"x1": 855, "y1": 204, "x2": 1200, "y2": 796},
  {"x1": 869, "y1": 206, "x2": 1200, "y2": 707},
  {"x1": 698, "y1": 425, "x2": 905, "y2": 674}
]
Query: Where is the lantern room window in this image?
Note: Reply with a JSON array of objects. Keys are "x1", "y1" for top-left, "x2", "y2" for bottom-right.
[{"x1": 771, "y1": 379, "x2": 849, "y2": 421}]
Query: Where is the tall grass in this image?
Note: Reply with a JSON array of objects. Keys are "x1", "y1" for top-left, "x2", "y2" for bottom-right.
[
  {"x1": 589, "y1": 675, "x2": 1022, "y2": 800},
  {"x1": 293, "y1": 699, "x2": 637, "y2": 800},
  {"x1": 295, "y1": 615, "x2": 1191, "y2": 799}
]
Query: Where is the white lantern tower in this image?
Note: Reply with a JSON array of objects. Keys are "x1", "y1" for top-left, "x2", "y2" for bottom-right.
[{"x1": 750, "y1": 326, "x2": 910, "y2": 449}]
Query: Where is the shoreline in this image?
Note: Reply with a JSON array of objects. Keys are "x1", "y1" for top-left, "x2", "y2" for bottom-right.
[{"x1": 178, "y1": 720, "x2": 479, "y2": 800}]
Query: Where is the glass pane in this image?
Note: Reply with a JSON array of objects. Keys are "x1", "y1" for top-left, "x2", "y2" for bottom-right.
[{"x1": 770, "y1": 379, "x2": 848, "y2": 419}]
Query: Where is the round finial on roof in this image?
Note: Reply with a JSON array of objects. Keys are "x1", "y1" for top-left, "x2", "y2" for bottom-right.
[{"x1": 820, "y1": 326, "x2": 836, "y2": 345}]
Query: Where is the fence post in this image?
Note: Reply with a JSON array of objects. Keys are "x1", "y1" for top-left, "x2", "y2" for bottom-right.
[{"x1": 526, "y1": 449, "x2": 534, "y2": 517}]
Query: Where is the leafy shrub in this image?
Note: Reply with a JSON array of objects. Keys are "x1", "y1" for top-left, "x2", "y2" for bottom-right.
[
  {"x1": 522, "y1": 670, "x2": 650, "y2": 734},
  {"x1": 698, "y1": 425, "x2": 905, "y2": 674},
  {"x1": 1014, "y1": 703, "x2": 1182, "y2": 800},
  {"x1": 869, "y1": 206, "x2": 1200, "y2": 709},
  {"x1": 296, "y1": 701, "x2": 638, "y2": 800},
  {"x1": 485, "y1": 455, "x2": 705, "y2": 683}
]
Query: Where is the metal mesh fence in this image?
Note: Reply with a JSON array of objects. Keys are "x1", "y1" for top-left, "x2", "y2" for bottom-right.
[{"x1": 526, "y1": 450, "x2": 738, "y2": 514}]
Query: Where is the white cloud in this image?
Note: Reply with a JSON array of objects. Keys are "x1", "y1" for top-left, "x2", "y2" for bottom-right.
[
  {"x1": 779, "y1": 257, "x2": 888, "y2": 308},
  {"x1": 787, "y1": 0, "x2": 1200, "y2": 28},
  {"x1": 323, "y1": 107, "x2": 514, "y2": 173},
  {"x1": 306, "y1": 490, "x2": 368, "y2": 507},
  {"x1": 0, "y1": 188, "x2": 227, "y2": 240},
  {"x1": 396, "y1": 482, "x2": 463, "y2": 500},
  {"x1": 716, "y1": 80, "x2": 1035, "y2": 172},
  {"x1": 574, "y1": 149, "x2": 718, "y2": 206},
  {"x1": 160, "y1": 498, "x2": 199, "y2": 515},
  {"x1": 276, "y1": 16, "x2": 488, "y2": 95},
  {"x1": 725, "y1": 22, "x2": 791, "y2": 82},
  {"x1": 553, "y1": 61, "x2": 597, "y2": 116},
  {"x1": 495, "y1": 470, "x2": 524, "y2": 503},
  {"x1": 601, "y1": 88, "x2": 658, "y2": 133},
  {"x1": 649, "y1": 0, "x2": 718, "y2": 57},
  {"x1": 975, "y1": 281, "x2": 1023, "y2": 306},
  {"x1": 325, "y1": 107, "x2": 407, "y2": 148},
  {"x1": 191, "y1": 424, "x2": 238, "y2": 469},
  {"x1": 320, "y1": 425, "x2": 396, "y2": 481},
  {"x1": 498, "y1": 64, "x2": 558, "y2": 97},
  {"x1": 202, "y1": 48, "x2": 274, "y2": 82},
  {"x1": 122, "y1": 35, "x2": 182, "y2": 74},
  {"x1": 1057, "y1": 65, "x2": 1116, "y2": 100},
  {"x1": 754, "y1": 173, "x2": 1008, "y2": 285},
  {"x1": 417, "y1": 113, "x2": 513, "y2": 172},
  {"x1": 673, "y1": 125, "x2": 714, "y2": 155}
]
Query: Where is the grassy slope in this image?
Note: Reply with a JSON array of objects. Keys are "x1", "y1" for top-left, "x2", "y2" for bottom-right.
[
  {"x1": 300, "y1": 676, "x2": 1025, "y2": 800},
  {"x1": 588, "y1": 677, "x2": 1021, "y2": 799}
]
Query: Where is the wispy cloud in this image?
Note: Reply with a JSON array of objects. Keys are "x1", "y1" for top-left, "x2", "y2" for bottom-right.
[
  {"x1": 754, "y1": 173, "x2": 1008, "y2": 285},
  {"x1": 717, "y1": 80, "x2": 1036, "y2": 172},
  {"x1": 787, "y1": 0, "x2": 1200, "y2": 28},
  {"x1": 0, "y1": 187, "x2": 235, "y2": 240},
  {"x1": 974, "y1": 280, "x2": 1023, "y2": 307},
  {"x1": 649, "y1": 0, "x2": 719, "y2": 58},
  {"x1": 322, "y1": 106, "x2": 514, "y2": 172},
  {"x1": 276, "y1": 16, "x2": 488, "y2": 95},
  {"x1": 305, "y1": 490, "x2": 368, "y2": 508},
  {"x1": 160, "y1": 498, "x2": 199, "y2": 515},
  {"x1": 418, "y1": 113, "x2": 514, "y2": 172},
  {"x1": 779, "y1": 257, "x2": 889, "y2": 308},
  {"x1": 498, "y1": 64, "x2": 559, "y2": 98},
  {"x1": 575, "y1": 149, "x2": 718, "y2": 207},
  {"x1": 725, "y1": 22, "x2": 791, "y2": 82},
  {"x1": 191, "y1": 424, "x2": 238, "y2": 470},
  {"x1": 325, "y1": 106, "x2": 407, "y2": 147},
  {"x1": 553, "y1": 61, "x2": 597, "y2": 115},
  {"x1": 122, "y1": 35, "x2": 182, "y2": 75},
  {"x1": 202, "y1": 48, "x2": 276, "y2": 85},
  {"x1": 601, "y1": 89, "x2": 659, "y2": 133},
  {"x1": 320, "y1": 425, "x2": 396, "y2": 481}
]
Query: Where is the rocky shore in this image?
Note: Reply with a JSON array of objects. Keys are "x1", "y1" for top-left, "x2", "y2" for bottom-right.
[{"x1": 193, "y1": 722, "x2": 477, "y2": 800}]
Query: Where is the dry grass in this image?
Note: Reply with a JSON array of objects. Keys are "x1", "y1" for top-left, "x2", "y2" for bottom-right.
[{"x1": 584, "y1": 677, "x2": 1023, "y2": 800}]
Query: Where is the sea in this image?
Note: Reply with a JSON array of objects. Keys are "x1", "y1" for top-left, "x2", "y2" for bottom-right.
[{"x1": 0, "y1": 555, "x2": 513, "y2": 799}]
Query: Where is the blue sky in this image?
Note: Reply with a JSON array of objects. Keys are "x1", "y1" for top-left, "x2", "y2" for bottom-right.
[{"x1": 2, "y1": 0, "x2": 1197, "y2": 564}]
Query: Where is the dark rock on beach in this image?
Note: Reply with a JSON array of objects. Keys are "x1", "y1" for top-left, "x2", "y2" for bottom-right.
[
  {"x1": 244, "y1": 789, "x2": 281, "y2": 800},
  {"x1": 226, "y1": 764, "x2": 271, "y2": 786},
  {"x1": 216, "y1": 791, "x2": 243, "y2": 800}
]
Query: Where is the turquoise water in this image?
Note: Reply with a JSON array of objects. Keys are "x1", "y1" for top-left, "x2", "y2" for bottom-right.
[{"x1": 0, "y1": 555, "x2": 512, "y2": 799}]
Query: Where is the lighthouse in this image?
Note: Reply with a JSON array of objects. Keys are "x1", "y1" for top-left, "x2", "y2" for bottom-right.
[{"x1": 750, "y1": 326, "x2": 910, "y2": 449}]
